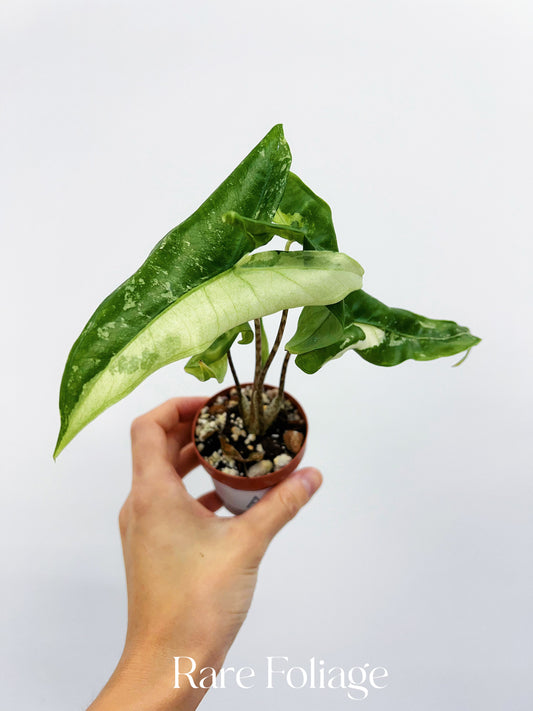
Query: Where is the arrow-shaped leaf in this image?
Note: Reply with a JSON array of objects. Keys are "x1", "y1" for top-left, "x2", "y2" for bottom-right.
[
  {"x1": 292, "y1": 290, "x2": 481, "y2": 373},
  {"x1": 55, "y1": 125, "x2": 291, "y2": 456},
  {"x1": 55, "y1": 250, "x2": 363, "y2": 455},
  {"x1": 280, "y1": 176, "x2": 481, "y2": 366}
]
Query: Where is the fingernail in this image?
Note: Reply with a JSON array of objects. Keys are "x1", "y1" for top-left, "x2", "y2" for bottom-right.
[{"x1": 296, "y1": 468, "x2": 322, "y2": 498}]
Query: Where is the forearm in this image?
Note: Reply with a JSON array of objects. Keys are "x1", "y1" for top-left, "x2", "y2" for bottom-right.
[{"x1": 87, "y1": 644, "x2": 216, "y2": 711}]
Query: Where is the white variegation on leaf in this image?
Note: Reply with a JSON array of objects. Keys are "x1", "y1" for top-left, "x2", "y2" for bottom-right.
[
  {"x1": 291, "y1": 292, "x2": 481, "y2": 374},
  {"x1": 55, "y1": 250, "x2": 363, "y2": 455}
]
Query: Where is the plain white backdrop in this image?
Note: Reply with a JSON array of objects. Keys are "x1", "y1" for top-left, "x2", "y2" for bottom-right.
[{"x1": 1, "y1": 1, "x2": 532, "y2": 709}]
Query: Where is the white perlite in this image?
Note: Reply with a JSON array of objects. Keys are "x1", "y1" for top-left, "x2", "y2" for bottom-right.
[{"x1": 196, "y1": 411, "x2": 227, "y2": 441}]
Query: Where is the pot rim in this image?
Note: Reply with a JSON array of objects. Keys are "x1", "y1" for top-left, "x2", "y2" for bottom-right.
[{"x1": 192, "y1": 383, "x2": 308, "y2": 491}]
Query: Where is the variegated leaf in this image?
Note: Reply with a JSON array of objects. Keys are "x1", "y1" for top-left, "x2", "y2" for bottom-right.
[{"x1": 55, "y1": 250, "x2": 363, "y2": 455}]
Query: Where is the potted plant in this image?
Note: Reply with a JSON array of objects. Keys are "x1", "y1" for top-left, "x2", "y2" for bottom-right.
[{"x1": 54, "y1": 124, "x2": 480, "y2": 513}]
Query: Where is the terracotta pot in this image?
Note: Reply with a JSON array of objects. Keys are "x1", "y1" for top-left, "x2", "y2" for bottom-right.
[{"x1": 192, "y1": 384, "x2": 308, "y2": 514}]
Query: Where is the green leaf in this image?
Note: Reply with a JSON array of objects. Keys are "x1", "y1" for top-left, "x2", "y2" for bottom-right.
[
  {"x1": 184, "y1": 356, "x2": 229, "y2": 383},
  {"x1": 285, "y1": 305, "x2": 345, "y2": 354},
  {"x1": 183, "y1": 316, "x2": 266, "y2": 384},
  {"x1": 55, "y1": 250, "x2": 363, "y2": 455},
  {"x1": 223, "y1": 172, "x2": 339, "y2": 253},
  {"x1": 55, "y1": 125, "x2": 292, "y2": 457},
  {"x1": 293, "y1": 290, "x2": 481, "y2": 373},
  {"x1": 282, "y1": 178, "x2": 481, "y2": 371},
  {"x1": 184, "y1": 323, "x2": 253, "y2": 383},
  {"x1": 222, "y1": 210, "x2": 305, "y2": 247},
  {"x1": 277, "y1": 172, "x2": 339, "y2": 251}
]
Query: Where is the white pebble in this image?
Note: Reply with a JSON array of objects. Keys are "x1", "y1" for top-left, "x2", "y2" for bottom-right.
[
  {"x1": 273, "y1": 453, "x2": 292, "y2": 470},
  {"x1": 248, "y1": 460, "x2": 273, "y2": 478}
]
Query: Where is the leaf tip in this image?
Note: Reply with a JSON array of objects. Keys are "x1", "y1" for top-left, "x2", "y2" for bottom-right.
[
  {"x1": 264, "y1": 123, "x2": 288, "y2": 153},
  {"x1": 53, "y1": 419, "x2": 76, "y2": 459},
  {"x1": 451, "y1": 335, "x2": 481, "y2": 367},
  {"x1": 53, "y1": 438, "x2": 63, "y2": 460}
]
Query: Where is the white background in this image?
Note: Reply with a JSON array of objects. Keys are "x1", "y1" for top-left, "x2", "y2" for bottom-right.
[{"x1": 1, "y1": 1, "x2": 532, "y2": 709}]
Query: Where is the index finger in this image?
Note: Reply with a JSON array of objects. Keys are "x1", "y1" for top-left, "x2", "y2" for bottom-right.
[
  {"x1": 143, "y1": 396, "x2": 207, "y2": 432},
  {"x1": 131, "y1": 396, "x2": 207, "y2": 478}
]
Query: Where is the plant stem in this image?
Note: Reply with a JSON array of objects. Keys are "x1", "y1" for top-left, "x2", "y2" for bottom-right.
[
  {"x1": 261, "y1": 351, "x2": 292, "y2": 432},
  {"x1": 249, "y1": 318, "x2": 263, "y2": 433},
  {"x1": 278, "y1": 351, "x2": 291, "y2": 400},
  {"x1": 253, "y1": 318, "x2": 262, "y2": 385},
  {"x1": 258, "y1": 309, "x2": 288, "y2": 388},
  {"x1": 227, "y1": 349, "x2": 244, "y2": 415},
  {"x1": 248, "y1": 238, "x2": 294, "y2": 433},
  {"x1": 270, "y1": 351, "x2": 291, "y2": 421},
  {"x1": 252, "y1": 309, "x2": 289, "y2": 433}
]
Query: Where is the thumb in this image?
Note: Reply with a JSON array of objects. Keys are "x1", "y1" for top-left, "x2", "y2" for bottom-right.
[{"x1": 240, "y1": 467, "x2": 322, "y2": 547}]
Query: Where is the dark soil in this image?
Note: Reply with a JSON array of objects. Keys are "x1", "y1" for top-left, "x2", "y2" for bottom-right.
[{"x1": 195, "y1": 386, "x2": 306, "y2": 478}]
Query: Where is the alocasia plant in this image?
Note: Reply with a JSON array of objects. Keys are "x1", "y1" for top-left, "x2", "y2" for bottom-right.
[{"x1": 54, "y1": 124, "x2": 480, "y2": 458}]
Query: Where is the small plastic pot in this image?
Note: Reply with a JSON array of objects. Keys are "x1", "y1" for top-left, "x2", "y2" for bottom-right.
[{"x1": 192, "y1": 384, "x2": 308, "y2": 515}]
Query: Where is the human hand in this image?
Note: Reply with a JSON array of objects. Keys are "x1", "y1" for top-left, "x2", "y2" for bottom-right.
[{"x1": 88, "y1": 396, "x2": 322, "y2": 711}]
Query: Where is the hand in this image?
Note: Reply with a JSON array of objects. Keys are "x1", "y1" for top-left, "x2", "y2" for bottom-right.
[{"x1": 88, "y1": 396, "x2": 322, "y2": 711}]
